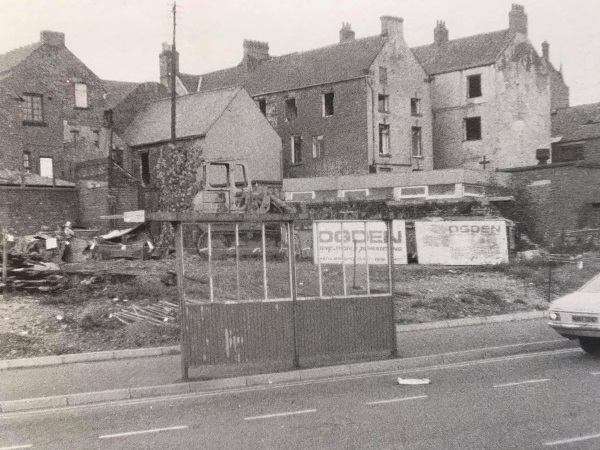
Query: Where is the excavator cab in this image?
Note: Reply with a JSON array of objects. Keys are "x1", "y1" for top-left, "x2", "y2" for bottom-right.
[{"x1": 193, "y1": 161, "x2": 251, "y2": 213}]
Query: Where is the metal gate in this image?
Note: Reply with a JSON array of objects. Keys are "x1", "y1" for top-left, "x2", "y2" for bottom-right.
[{"x1": 150, "y1": 213, "x2": 396, "y2": 380}]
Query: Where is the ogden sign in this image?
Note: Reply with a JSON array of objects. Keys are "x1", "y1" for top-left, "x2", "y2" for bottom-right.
[
  {"x1": 313, "y1": 221, "x2": 407, "y2": 265},
  {"x1": 415, "y1": 220, "x2": 508, "y2": 265}
]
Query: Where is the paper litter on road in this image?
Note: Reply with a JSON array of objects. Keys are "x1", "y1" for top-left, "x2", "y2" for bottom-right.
[{"x1": 397, "y1": 377, "x2": 431, "y2": 385}]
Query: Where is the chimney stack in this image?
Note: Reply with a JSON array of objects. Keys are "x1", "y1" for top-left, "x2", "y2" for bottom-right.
[
  {"x1": 242, "y1": 40, "x2": 269, "y2": 71},
  {"x1": 542, "y1": 41, "x2": 549, "y2": 60},
  {"x1": 159, "y1": 42, "x2": 179, "y2": 90},
  {"x1": 380, "y1": 16, "x2": 404, "y2": 39},
  {"x1": 434, "y1": 21, "x2": 449, "y2": 45},
  {"x1": 40, "y1": 31, "x2": 65, "y2": 47},
  {"x1": 339, "y1": 22, "x2": 355, "y2": 43},
  {"x1": 509, "y1": 4, "x2": 528, "y2": 35}
]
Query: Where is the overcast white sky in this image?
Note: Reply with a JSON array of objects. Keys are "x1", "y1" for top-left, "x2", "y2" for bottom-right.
[{"x1": 1, "y1": 0, "x2": 598, "y2": 106}]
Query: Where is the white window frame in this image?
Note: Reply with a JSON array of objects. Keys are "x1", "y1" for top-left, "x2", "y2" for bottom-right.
[
  {"x1": 286, "y1": 191, "x2": 316, "y2": 201},
  {"x1": 75, "y1": 83, "x2": 88, "y2": 108},
  {"x1": 379, "y1": 124, "x2": 391, "y2": 155},
  {"x1": 394, "y1": 186, "x2": 427, "y2": 199},
  {"x1": 462, "y1": 184, "x2": 485, "y2": 197},
  {"x1": 337, "y1": 188, "x2": 370, "y2": 199},
  {"x1": 312, "y1": 136, "x2": 324, "y2": 158},
  {"x1": 411, "y1": 126, "x2": 422, "y2": 158},
  {"x1": 427, "y1": 184, "x2": 457, "y2": 199}
]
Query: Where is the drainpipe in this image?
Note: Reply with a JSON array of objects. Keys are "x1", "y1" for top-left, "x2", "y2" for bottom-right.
[{"x1": 366, "y1": 76, "x2": 377, "y2": 171}]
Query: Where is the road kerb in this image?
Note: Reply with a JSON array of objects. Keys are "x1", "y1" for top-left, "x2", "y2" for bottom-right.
[
  {"x1": 0, "y1": 339, "x2": 574, "y2": 413},
  {"x1": 67, "y1": 389, "x2": 130, "y2": 406},
  {"x1": 396, "y1": 311, "x2": 546, "y2": 333}
]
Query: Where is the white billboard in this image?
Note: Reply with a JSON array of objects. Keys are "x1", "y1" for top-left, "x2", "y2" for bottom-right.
[
  {"x1": 415, "y1": 220, "x2": 509, "y2": 265},
  {"x1": 313, "y1": 220, "x2": 407, "y2": 265}
]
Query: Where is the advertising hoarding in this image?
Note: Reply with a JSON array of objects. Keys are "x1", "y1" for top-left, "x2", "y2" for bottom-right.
[
  {"x1": 415, "y1": 220, "x2": 508, "y2": 265},
  {"x1": 313, "y1": 220, "x2": 407, "y2": 265}
]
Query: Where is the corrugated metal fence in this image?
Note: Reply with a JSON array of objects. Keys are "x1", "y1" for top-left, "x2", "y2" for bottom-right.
[{"x1": 184, "y1": 296, "x2": 393, "y2": 368}]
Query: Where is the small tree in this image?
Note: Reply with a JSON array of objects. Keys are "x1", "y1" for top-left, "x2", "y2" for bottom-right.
[{"x1": 155, "y1": 142, "x2": 202, "y2": 254}]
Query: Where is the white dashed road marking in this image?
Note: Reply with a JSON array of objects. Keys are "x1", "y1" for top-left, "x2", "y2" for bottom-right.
[
  {"x1": 366, "y1": 395, "x2": 428, "y2": 406},
  {"x1": 99, "y1": 425, "x2": 188, "y2": 439},
  {"x1": 493, "y1": 378, "x2": 550, "y2": 388},
  {"x1": 244, "y1": 409, "x2": 317, "y2": 421},
  {"x1": 543, "y1": 432, "x2": 600, "y2": 446}
]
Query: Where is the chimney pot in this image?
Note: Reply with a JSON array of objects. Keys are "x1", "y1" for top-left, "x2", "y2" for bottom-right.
[
  {"x1": 40, "y1": 30, "x2": 65, "y2": 47},
  {"x1": 380, "y1": 16, "x2": 404, "y2": 39},
  {"x1": 434, "y1": 20, "x2": 449, "y2": 45},
  {"x1": 509, "y1": 4, "x2": 528, "y2": 35},
  {"x1": 339, "y1": 22, "x2": 355, "y2": 43},
  {"x1": 536, "y1": 148, "x2": 550, "y2": 165}
]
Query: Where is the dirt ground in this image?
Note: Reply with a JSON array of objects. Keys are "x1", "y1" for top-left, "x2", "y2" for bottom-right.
[{"x1": 1, "y1": 253, "x2": 599, "y2": 360}]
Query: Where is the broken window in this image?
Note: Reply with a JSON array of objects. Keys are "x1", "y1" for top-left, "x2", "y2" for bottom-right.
[
  {"x1": 21, "y1": 93, "x2": 43, "y2": 123},
  {"x1": 378, "y1": 94, "x2": 389, "y2": 113},
  {"x1": 291, "y1": 135, "x2": 302, "y2": 163},
  {"x1": 379, "y1": 66, "x2": 388, "y2": 84},
  {"x1": 411, "y1": 126, "x2": 422, "y2": 157},
  {"x1": 464, "y1": 117, "x2": 482, "y2": 141},
  {"x1": 257, "y1": 98, "x2": 267, "y2": 116},
  {"x1": 285, "y1": 98, "x2": 297, "y2": 121},
  {"x1": 467, "y1": 74, "x2": 482, "y2": 98},
  {"x1": 379, "y1": 124, "x2": 390, "y2": 155},
  {"x1": 140, "y1": 152, "x2": 151, "y2": 186},
  {"x1": 411, "y1": 98, "x2": 421, "y2": 116},
  {"x1": 322, "y1": 92, "x2": 334, "y2": 117},
  {"x1": 312, "y1": 136, "x2": 324, "y2": 158},
  {"x1": 75, "y1": 83, "x2": 88, "y2": 108},
  {"x1": 22, "y1": 152, "x2": 32, "y2": 174}
]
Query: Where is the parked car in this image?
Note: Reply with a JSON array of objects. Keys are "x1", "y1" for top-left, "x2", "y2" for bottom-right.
[{"x1": 548, "y1": 273, "x2": 600, "y2": 355}]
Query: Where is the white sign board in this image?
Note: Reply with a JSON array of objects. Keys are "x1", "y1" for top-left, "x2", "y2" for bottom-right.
[
  {"x1": 123, "y1": 210, "x2": 145, "y2": 223},
  {"x1": 313, "y1": 220, "x2": 407, "y2": 265},
  {"x1": 415, "y1": 220, "x2": 508, "y2": 265}
]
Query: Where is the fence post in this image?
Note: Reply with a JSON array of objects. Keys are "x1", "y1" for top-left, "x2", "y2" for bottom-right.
[
  {"x1": 174, "y1": 221, "x2": 188, "y2": 380},
  {"x1": 288, "y1": 221, "x2": 300, "y2": 370},
  {"x1": 386, "y1": 219, "x2": 397, "y2": 358}
]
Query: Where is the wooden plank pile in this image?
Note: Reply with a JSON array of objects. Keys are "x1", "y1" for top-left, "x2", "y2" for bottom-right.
[
  {"x1": 1, "y1": 254, "x2": 66, "y2": 293},
  {"x1": 110, "y1": 301, "x2": 179, "y2": 326}
]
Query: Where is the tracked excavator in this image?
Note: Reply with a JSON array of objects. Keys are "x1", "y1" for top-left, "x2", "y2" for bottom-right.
[{"x1": 192, "y1": 160, "x2": 296, "y2": 258}]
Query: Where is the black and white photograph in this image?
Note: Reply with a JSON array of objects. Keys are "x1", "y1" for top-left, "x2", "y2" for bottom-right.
[{"x1": 1, "y1": 0, "x2": 600, "y2": 448}]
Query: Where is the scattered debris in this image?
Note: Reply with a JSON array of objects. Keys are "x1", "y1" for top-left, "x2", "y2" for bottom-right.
[
  {"x1": 397, "y1": 377, "x2": 431, "y2": 385},
  {"x1": 110, "y1": 300, "x2": 179, "y2": 326}
]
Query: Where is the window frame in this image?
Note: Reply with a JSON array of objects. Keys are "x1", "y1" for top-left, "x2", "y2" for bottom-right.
[
  {"x1": 378, "y1": 94, "x2": 389, "y2": 113},
  {"x1": 291, "y1": 135, "x2": 303, "y2": 164},
  {"x1": 21, "y1": 93, "x2": 44, "y2": 125},
  {"x1": 140, "y1": 151, "x2": 151, "y2": 186},
  {"x1": 464, "y1": 117, "x2": 482, "y2": 141},
  {"x1": 312, "y1": 135, "x2": 324, "y2": 159},
  {"x1": 74, "y1": 82, "x2": 88, "y2": 108},
  {"x1": 284, "y1": 97, "x2": 298, "y2": 121},
  {"x1": 410, "y1": 98, "x2": 421, "y2": 116},
  {"x1": 411, "y1": 126, "x2": 423, "y2": 158},
  {"x1": 337, "y1": 189, "x2": 370, "y2": 199},
  {"x1": 22, "y1": 151, "x2": 32, "y2": 174},
  {"x1": 379, "y1": 124, "x2": 391, "y2": 156},
  {"x1": 467, "y1": 74, "x2": 482, "y2": 99},
  {"x1": 322, "y1": 92, "x2": 334, "y2": 117}
]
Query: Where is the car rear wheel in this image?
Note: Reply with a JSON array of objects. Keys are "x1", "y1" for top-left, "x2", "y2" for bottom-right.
[{"x1": 579, "y1": 337, "x2": 600, "y2": 356}]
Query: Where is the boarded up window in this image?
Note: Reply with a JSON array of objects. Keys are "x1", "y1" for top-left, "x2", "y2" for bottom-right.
[
  {"x1": 75, "y1": 83, "x2": 88, "y2": 108},
  {"x1": 39, "y1": 157, "x2": 53, "y2": 179}
]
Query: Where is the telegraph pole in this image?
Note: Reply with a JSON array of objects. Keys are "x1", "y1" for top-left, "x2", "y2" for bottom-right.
[{"x1": 171, "y1": 1, "x2": 177, "y2": 144}]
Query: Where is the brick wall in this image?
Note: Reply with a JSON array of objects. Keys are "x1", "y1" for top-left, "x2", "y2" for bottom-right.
[
  {"x1": 0, "y1": 86, "x2": 25, "y2": 172},
  {"x1": 77, "y1": 181, "x2": 108, "y2": 229},
  {"x1": 0, "y1": 186, "x2": 79, "y2": 234}
]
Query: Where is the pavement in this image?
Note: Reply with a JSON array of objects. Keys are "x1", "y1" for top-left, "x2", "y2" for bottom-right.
[{"x1": 0, "y1": 310, "x2": 578, "y2": 413}]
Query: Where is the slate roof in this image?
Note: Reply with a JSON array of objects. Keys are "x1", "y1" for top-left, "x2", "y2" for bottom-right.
[
  {"x1": 0, "y1": 42, "x2": 41, "y2": 75},
  {"x1": 102, "y1": 80, "x2": 140, "y2": 110},
  {"x1": 123, "y1": 86, "x2": 242, "y2": 147},
  {"x1": 0, "y1": 169, "x2": 74, "y2": 187},
  {"x1": 194, "y1": 36, "x2": 387, "y2": 96},
  {"x1": 552, "y1": 103, "x2": 600, "y2": 142},
  {"x1": 412, "y1": 29, "x2": 514, "y2": 75},
  {"x1": 179, "y1": 73, "x2": 200, "y2": 93}
]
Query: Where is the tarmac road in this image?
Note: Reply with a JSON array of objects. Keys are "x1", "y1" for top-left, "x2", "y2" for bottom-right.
[{"x1": 1, "y1": 347, "x2": 599, "y2": 449}]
